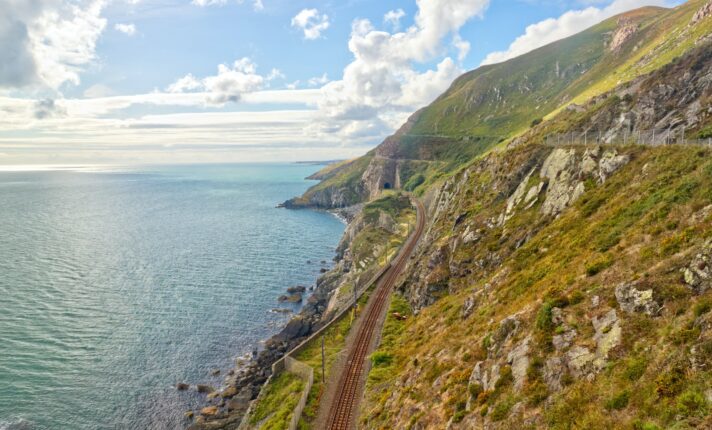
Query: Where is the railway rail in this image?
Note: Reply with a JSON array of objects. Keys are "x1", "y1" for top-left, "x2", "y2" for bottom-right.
[{"x1": 325, "y1": 197, "x2": 426, "y2": 430}]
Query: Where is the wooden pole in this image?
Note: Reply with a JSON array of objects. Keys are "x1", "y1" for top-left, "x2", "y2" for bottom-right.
[{"x1": 321, "y1": 336, "x2": 325, "y2": 383}]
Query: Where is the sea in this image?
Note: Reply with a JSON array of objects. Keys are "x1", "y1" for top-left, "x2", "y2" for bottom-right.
[{"x1": 0, "y1": 163, "x2": 345, "y2": 430}]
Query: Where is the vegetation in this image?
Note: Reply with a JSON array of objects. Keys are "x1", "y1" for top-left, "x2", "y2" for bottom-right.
[{"x1": 249, "y1": 371, "x2": 304, "y2": 429}]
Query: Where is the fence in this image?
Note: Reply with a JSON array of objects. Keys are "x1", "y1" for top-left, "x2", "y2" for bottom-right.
[
  {"x1": 238, "y1": 255, "x2": 394, "y2": 429},
  {"x1": 545, "y1": 128, "x2": 712, "y2": 147},
  {"x1": 284, "y1": 357, "x2": 313, "y2": 430}
]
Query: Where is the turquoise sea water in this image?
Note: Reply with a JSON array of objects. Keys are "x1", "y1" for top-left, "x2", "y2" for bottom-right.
[{"x1": 0, "y1": 164, "x2": 345, "y2": 430}]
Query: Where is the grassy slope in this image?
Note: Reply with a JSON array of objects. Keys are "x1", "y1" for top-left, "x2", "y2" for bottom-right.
[
  {"x1": 246, "y1": 194, "x2": 415, "y2": 429},
  {"x1": 361, "y1": 144, "x2": 712, "y2": 429},
  {"x1": 297, "y1": 0, "x2": 709, "y2": 207}
]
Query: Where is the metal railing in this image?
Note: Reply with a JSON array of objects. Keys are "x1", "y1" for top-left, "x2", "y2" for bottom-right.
[{"x1": 545, "y1": 128, "x2": 712, "y2": 147}]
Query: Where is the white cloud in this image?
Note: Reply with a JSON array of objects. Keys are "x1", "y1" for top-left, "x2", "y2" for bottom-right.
[
  {"x1": 83, "y1": 84, "x2": 115, "y2": 98},
  {"x1": 291, "y1": 9, "x2": 330, "y2": 40},
  {"x1": 192, "y1": 0, "x2": 263, "y2": 10},
  {"x1": 481, "y1": 0, "x2": 667, "y2": 65},
  {"x1": 452, "y1": 34, "x2": 470, "y2": 61},
  {"x1": 384, "y1": 9, "x2": 406, "y2": 30},
  {"x1": 310, "y1": 0, "x2": 489, "y2": 141},
  {"x1": 0, "y1": 0, "x2": 107, "y2": 90},
  {"x1": 308, "y1": 73, "x2": 329, "y2": 87},
  {"x1": 114, "y1": 23, "x2": 136, "y2": 36},
  {"x1": 191, "y1": 0, "x2": 227, "y2": 6},
  {"x1": 166, "y1": 74, "x2": 202, "y2": 93},
  {"x1": 166, "y1": 58, "x2": 273, "y2": 106}
]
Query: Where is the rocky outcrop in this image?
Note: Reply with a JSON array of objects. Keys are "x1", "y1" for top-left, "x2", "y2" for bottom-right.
[
  {"x1": 615, "y1": 282, "x2": 662, "y2": 316},
  {"x1": 361, "y1": 157, "x2": 399, "y2": 199},
  {"x1": 610, "y1": 19, "x2": 638, "y2": 51},
  {"x1": 682, "y1": 239, "x2": 711, "y2": 294},
  {"x1": 538, "y1": 147, "x2": 629, "y2": 216},
  {"x1": 691, "y1": 0, "x2": 712, "y2": 25}
]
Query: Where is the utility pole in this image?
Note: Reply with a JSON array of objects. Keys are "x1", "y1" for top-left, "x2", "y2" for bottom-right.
[{"x1": 321, "y1": 335, "x2": 325, "y2": 383}]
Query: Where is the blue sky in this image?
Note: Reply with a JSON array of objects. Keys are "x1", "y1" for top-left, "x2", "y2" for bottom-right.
[{"x1": 0, "y1": 0, "x2": 673, "y2": 166}]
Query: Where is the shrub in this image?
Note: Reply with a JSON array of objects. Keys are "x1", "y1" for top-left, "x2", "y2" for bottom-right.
[
  {"x1": 632, "y1": 421, "x2": 661, "y2": 430},
  {"x1": 605, "y1": 390, "x2": 630, "y2": 410},
  {"x1": 371, "y1": 352, "x2": 393, "y2": 367},
  {"x1": 676, "y1": 390, "x2": 709, "y2": 417},
  {"x1": 655, "y1": 366, "x2": 685, "y2": 398},
  {"x1": 585, "y1": 254, "x2": 613, "y2": 276},
  {"x1": 623, "y1": 356, "x2": 647, "y2": 381},
  {"x1": 693, "y1": 300, "x2": 711, "y2": 317},
  {"x1": 531, "y1": 118, "x2": 543, "y2": 127},
  {"x1": 469, "y1": 383, "x2": 484, "y2": 399},
  {"x1": 490, "y1": 397, "x2": 515, "y2": 421}
]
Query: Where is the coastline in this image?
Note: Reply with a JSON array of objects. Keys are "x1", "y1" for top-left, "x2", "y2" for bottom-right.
[{"x1": 186, "y1": 202, "x2": 360, "y2": 429}]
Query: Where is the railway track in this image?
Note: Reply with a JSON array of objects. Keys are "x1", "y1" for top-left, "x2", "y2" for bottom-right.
[{"x1": 325, "y1": 197, "x2": 426, "y2": 430}]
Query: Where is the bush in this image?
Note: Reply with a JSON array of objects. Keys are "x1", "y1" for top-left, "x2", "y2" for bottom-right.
[
  {"x1": 605, "y1": 390, "x2": 630, "y2": 410},
  {"x1": 531, "y1": 118, "x2": 543, "y2": 127},
  {"x1": 490, "y1": 397, "x2": 515, "y2": 421},
  {"x1": 655, "y1": 366, "x2": 685, "y2": 398},
  {"x1": 585, "y1": 254, "x2": 613, "y2": 276},
  {"x1": 371, "y1": 352, "x2": 393, "y2": 367},
  {"x1": 694, "y1": 300, "x2": 711, "y2": 317},
  {"x1": 676, "y1": 390, "x2": 708, "y2": 417},
  {"x1": 623, "y1": 356, "x2": 647, "y2": 381}
]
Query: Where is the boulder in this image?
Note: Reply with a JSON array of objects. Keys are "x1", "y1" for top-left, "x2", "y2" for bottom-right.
[
  {"x1": 592, "y1": 309, "x2": 622, "y2": 367},
  {"x1": 615, "y1": 282, "x2": 661, "y2": 316},
  {"x1": 506, "y1": 336, "x2": 531, "y2": 391},
  {"x1": 682, "y1": 240, "x2": 711, "y2": 294},
  {"x1": 196, "y1": 384, "x2": 215, "y2": 394},
  {"x1": 566, "y1": 346, "x2": 595, "y2": 377},
  {"x1": 176, "y1": 383, "x2": 189, "y2": 391},
  {"x1": 221, "y1": 386, "x2": 238, "y2": 398},
  {"x1": 598, "y1": 150, "x2": 629, "y2": 183},
  {"x1": 200, "y1": 406, "x2": 218, "y2": 416},
  {"x1": 462, "y1": 295, "x2": 477, "y2": 319},
  {"x1": 553, "y1": 329, "x2": 577, "y2": 351},
  {"x1": 287, "y1": 285, "x2": 307, "y2": 294}
]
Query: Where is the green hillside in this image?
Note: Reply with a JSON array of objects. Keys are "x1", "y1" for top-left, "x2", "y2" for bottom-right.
[{"x1": 292, "y1": 0, "x2": 711, "y2": 208}]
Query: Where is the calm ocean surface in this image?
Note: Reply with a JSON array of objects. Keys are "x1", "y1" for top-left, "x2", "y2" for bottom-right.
[{"x1": 0, "y1": 164, "x2": 345, "y2": 430}]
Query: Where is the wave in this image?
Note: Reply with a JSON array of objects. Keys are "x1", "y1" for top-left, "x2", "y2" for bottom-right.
[{"x1": 0, "y1": 418, "x2": 36, "y2": 430}]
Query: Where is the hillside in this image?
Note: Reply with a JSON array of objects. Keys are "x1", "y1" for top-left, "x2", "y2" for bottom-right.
[{"x1": 285, "y1": 0, "x2": 712, "y2": 210}]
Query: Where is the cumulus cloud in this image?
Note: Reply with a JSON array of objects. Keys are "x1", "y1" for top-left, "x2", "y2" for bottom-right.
[
  {"x1": 0, "y1": 0, "x2": 107, "y2": 90},
  {"x1": 291, "y1": 9, "x2": 330, "y2": 40},
  {"x1": 114, "y1": 23, "x2": 136, "y2": 36},
  {"x1": 310, "y1": 0, "x2": 489, "y2": 141},
  {"x1": 481, "y1": 0, "x2": 666, "y2": 65},
  {"x1": 384, "y1": 9, "x2": 406, "y2": 30},
  {"x1": 166, "y1": 58, "x2": 282, "y2": 106}
]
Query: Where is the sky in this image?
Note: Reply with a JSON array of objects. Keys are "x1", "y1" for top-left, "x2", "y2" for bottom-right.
[{"x1": 0, "y1": 0, "x2": 675, "y2": 166}]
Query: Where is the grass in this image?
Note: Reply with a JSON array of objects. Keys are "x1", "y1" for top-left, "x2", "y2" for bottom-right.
[
  {"x1": 249, "y1": 371, "x2": 305, "y2": 429},
  {"x1": 356, "y1": 143, "x2": 712, "y2": 428}
]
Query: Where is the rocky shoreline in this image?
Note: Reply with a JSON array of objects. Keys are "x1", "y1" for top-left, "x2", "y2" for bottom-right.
[{"x1": 185, "y1": 206, "x2": 355, "y2": 430}]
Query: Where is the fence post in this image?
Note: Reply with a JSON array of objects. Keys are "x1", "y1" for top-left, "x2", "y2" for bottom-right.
[{"x1": 681, "y1": 126, "x2": 685, "y2": 145}]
